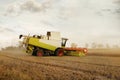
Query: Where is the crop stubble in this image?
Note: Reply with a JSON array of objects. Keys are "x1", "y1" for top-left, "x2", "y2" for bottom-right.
[{"x1": 0, "y1": 48, "x2": 120, "y2": 80}]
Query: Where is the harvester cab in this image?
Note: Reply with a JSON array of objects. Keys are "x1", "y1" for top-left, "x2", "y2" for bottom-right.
[
  {"x1": 19, "y1": 31, "x2": 87, "y2": 56},
  {"x1": 61, "y1": 38, "x2": 68, "y2": 47}
]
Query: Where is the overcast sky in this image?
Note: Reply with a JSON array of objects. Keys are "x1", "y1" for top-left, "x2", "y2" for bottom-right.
[{"x1": 0, "y1": 0, "x2": 120, "y2": 48}]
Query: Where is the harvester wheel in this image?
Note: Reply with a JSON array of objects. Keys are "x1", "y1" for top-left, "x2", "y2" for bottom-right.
[
  {"x1": 32, "y1": 49, "x2": 37, "y2": 56},
  {"x1": 36, "y1": 49, "x2": 44, "y2": 56},
  {"x1": 55, "y1": 48, "x2": 64, "y2": 56}
]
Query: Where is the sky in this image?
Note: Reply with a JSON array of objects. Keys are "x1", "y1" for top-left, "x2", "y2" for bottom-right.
[{"x1": 0, "y1": 0, "x2": 120, "y2": 49}]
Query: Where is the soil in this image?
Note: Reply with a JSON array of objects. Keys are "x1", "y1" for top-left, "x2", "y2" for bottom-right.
[{"x1": 0, "y1": 47, "x2": 120, "y2": 80}]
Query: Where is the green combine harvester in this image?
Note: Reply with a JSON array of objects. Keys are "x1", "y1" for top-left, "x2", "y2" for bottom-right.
[{"x1": 19, "y1": 31, "x2": 87, "y2": 56}]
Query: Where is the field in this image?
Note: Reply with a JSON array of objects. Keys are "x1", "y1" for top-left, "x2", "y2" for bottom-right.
[{"x1": 0, "y1": 47, "x2": 120, "y2": 80}]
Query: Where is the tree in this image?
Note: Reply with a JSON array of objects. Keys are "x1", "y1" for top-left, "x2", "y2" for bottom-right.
[
  {"x1": 71, "y1": 43, "x2": 77, "y2": 48},
  {"x1": 91, "y1": 42, "x2": 97, "y2": 48},
  {"x1": 113, "y1": 45, "x2": 119, "y2": 48},
  {"x1": 97, "y1": 44, "x2": 104, "y2": 48},
  {"x1": 85, "y1": 43, "x2": 89, "y2": 48},
  {"x1": 106, "y1": 43, "x2": 110, "y2": 48}
]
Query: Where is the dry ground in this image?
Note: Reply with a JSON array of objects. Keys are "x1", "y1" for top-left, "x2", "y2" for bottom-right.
[
  {"x1": 0, "y1": 47, "x2": 120, "y2": 80},
  {"x1": 88, "y1": 48, "x2": 120, "y2": 57}
]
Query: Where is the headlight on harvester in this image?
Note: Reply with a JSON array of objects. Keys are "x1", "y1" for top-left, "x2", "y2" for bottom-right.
[{"x1": 83, "y1": 48, "x2": 87, "y2": 53}]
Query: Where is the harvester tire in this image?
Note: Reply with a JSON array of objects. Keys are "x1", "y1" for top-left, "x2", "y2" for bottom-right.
[
  {"x1": 36, "y1": 49, "x2": 44, "y2": 56},
  {"x1": 54, "y1": 48, "x2": 64, "y2": 56},
  {"x1": 32, "y1": 49, "x2": 37, "y2": 56}
]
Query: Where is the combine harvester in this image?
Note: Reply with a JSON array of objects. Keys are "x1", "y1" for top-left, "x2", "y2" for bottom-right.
[{"x1": 19, "y1": 31, "x2": 87, "y2": 56}]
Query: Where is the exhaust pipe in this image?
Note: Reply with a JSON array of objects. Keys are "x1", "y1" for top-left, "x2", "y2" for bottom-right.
[{"x1": 19, "y1": 35, "x2": 23, "y2": 39}]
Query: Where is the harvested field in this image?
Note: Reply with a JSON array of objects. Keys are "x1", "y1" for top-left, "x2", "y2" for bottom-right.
[
  {"x1": 88, "y1": 48, "x2": 120, "y2": 57},
  {"x1": 0, "y1": 48, "x2": 120, "y2": 80}
]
